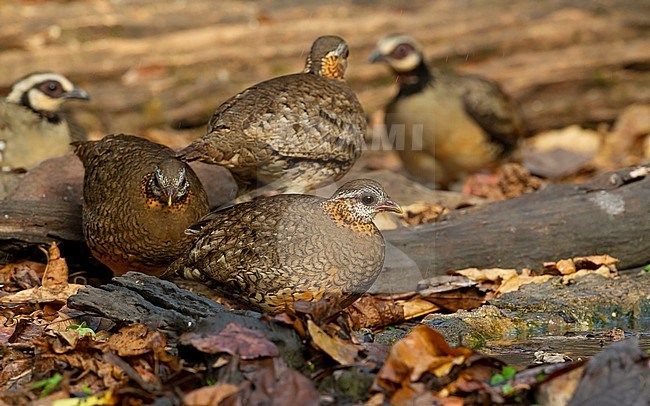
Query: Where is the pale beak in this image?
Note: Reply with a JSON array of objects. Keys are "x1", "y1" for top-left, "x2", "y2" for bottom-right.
[
  {"x1": 64, "y1": 87, "x2": 90, "y2": 101},
  {"x1": 377, "y1": 199, "x2": 403, "y2": 215},
  {"x1": 368, "y1": 49, "x2": 386, "y2": 63},
  {"x1": 166, "y1": 187, "x2": 176, "y2": 207}
]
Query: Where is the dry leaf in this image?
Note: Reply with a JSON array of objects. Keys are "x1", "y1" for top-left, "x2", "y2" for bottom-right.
[
  {"x1": 40, "y1": 242, "x2": 70, "y2": 290},
  {"x1": 400, "y1": 202, "x2": 449, "y2": 226},
  {"x1": 307, "y1": 320, "x2": 359, "y2": 365},
  {"x1": 107, "y1": 324, "x2": 167, "y2": 357},
  {"x1": 0, "y1": 244, "x2": 84, "y2": 304},
  {"x1": 375, "y1": 325, "x2": 473, "y2": 393},
  {"x1": 183, "y1": 384, "x2": 239, "y2": 406},
  {"x1": 496, "y1": 274, "x2": 554, "y2": 295},
  {"x1": 344, "y1": 296, "x2": 406, "y2": 330},
  {"x1": 454, "y1": 268, "x2": 518, "y2": 286},
  {"x1": 544, "y1": 255, "x2": 619, "y2": 279},
  {"x1": 401, "y1": 298, "x2": 441, "y2": 320},
  {"x1": 0, "y1": 261, "x2": 44, "y2": 291},
  {"x1": 462, "y1": 163, "x2": 542, "y2": 200},
  {"x1": 183, "y1": 322, "x2": 279, "y2": 359},
  {"x1": 415, "y1": 275, "x2": 485, "y2": 312}
]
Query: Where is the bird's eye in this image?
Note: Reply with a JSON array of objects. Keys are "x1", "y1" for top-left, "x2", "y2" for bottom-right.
[
  {"x1": 39, "y1": 81, "x2": 63, "y2": 97},
  {"x1": 361, "y1": 194, "x2": 376, "y2": 206},
  {"x1": 342, "y1": 47, "x2": 349, "y2": 59},
  {"x1": 391, "y1": 43, "x2": 413, "y2": 59}
]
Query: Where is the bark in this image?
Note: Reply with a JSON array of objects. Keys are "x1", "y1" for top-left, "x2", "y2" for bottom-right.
[
  {"x1": 384, "y1": 165, "x2": 650, "y2": 280},
  {"x1": 2, "y1": 166, "x2": 650, "y2": 292}
]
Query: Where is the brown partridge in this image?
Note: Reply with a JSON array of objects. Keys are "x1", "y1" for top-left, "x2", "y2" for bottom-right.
[
  {"x1": 75, "y1": 134, "x2": 209, "y2": 276},
  {"x1": 369, "y1": 34, "x2": 526, "y2": 188},
  {"x1": 1, "y1": 72, "x2": 89, "y2": 171},
  {"x1": 165, "y1": 179, "x2": 402, "y2": 313},
  {"x1": 178, "y1": 35, "x2": 366, "y2": 197}
]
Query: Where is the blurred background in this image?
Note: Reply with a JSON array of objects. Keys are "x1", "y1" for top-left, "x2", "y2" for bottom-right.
[{"x1": 1, "y1": 0, "x2": 649, "y2": 163}]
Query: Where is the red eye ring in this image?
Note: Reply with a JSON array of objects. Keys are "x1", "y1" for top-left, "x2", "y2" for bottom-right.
[
  {"x1": 39, "y1": 80, "x2": 64, "y2": 97},
  {"x1": 391, "y1": 43, "x2": 413, "y2": 59}
]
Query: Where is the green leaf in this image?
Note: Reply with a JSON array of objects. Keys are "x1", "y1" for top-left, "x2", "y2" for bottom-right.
[
  {"x1": 502, "y1": 366, "x2": 517, "y2": 379},
  {"x1": 490, "y1": 373, "x2": 506, "y2": 385},
  {"x1": 66, "y1": 321, "x2": 96, "y2": 338},
  {"x1": 502, "y1": 384, "x2": 514, "y2": 394},
  {"x1": 31, "y1": 373, "x2": 63, "y2": 398}
]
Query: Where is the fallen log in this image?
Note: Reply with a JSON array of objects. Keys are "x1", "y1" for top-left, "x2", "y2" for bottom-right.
[
  {"x1": 67, "y1": 272, "x2": 307, "y2": 369},
  {"x1": 383, "y1": 165, "x2": 650, "y2": 287},
  {"x1": 2, "y1": 166, "x2": 650, "y2": 294}
]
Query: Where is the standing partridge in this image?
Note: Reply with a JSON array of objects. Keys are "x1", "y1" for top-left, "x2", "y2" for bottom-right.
[
  {"x1": 369, "y1": 34, "x2": 526, "y2": 188},
  {"x1": 178, "y1": 35, "x2": 366, "y2": 197},
  {"x1": 75, "y1": 134, "x2": 209, "y2": 276},
  {"x1": 0, "y1": 72, "x2": 90, "y2": 171},
  {"x1": 165, "y1": 179, "x2": 402, "y2": 313}
]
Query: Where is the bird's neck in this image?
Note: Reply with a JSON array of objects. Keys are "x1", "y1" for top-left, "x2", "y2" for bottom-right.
[
  {"x1": 395, "y1": 61, "x2": 432, "y2": 98},
  {"x1": 19, "y1": 92, "x2": 62, "y2": 124},
  {"x1": 320, "y1": 200, "x2": 376, "y2": 236},
  {"x1": 305, "y1": 56, "x2": 345, "y2": 80}
]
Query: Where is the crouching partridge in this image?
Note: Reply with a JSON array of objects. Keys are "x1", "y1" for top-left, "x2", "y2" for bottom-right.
[
  {"x1": 165, "y1": 179, "x2": 402, "y2": 313},
  {"x1": 75, "y1": 134, "x2": 209, "y2": 276}
]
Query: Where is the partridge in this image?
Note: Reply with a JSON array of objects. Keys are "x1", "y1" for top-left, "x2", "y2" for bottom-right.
[
  {"x1": 178, "y1": 35, "x2": 366, "y2": 196},
  {"x1": 0, "y1": 72, "x2": 90, "y2": 171},
  {"x1": 75, "y1": 134, "x2": 209, "y2": 276},
  {"x1": 165, "y1": 179, "x2": 402, "y2": 313},
  {"x1": 369, "y1": 34, "x2": 526, "y2": 188}
]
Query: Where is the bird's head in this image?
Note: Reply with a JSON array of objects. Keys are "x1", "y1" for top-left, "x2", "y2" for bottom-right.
[
  {"x1": 6, "y1": 72, "x2": 90, "y2": 115},
  {"x1": 304, "y1": 35, "x2": 350, "y2": 80},
  {"x1": 325, "y1": 179, "x2": 402, "y2": 225},
  {"x1": 368, "y1": 34, "x2": 424, "y2": 73},
  {"x1": 147, "y1": 158, "x2": 191, "y2": 207}
]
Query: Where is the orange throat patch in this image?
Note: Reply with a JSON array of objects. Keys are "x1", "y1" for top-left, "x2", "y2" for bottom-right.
[
  {"x1": 140, "y1": 173, "x2": 190, "y2": 212},
  {"x1": 321, "y1": 200, "x2": 375, "y2": 236},
  {"x1": 321, "y1": 56, "x2": 344, "y2": 80}
]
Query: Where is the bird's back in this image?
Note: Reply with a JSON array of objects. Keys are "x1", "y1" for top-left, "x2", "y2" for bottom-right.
[{"x1": 179, "y1": 72, "x2": 366, "y2": 193}]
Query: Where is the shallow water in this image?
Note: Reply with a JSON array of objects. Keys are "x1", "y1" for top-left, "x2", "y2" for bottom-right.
[{"x1": 481, "y1": 331, "x2": 650, "y2": 368}]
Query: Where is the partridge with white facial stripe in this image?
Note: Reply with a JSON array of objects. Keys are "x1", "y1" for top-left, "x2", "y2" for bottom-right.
[
  {"x1": 0, "y1": 72, "x2": 89, "y2": 171},
  {"x1": 369, "y1": 34, "x2": 526, "y2": 187}
]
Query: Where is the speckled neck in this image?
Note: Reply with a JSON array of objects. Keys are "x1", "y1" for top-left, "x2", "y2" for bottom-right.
[
  {"x1": 320, "y1": 200, "x2": 376, "y2": 235},
  {"x1": 305, "y1": 56, "x2": 344, "y2": 80}
]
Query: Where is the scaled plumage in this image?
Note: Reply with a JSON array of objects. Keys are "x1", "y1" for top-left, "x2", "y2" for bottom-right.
[
  {"x1": 178, "y1": 35, "x2": 366, "y2": 196},
  {"x1": 165, "y1": 179, "x2": 402, "y2": 313},
  {"x1": 75, "y1": 134, "x2": 209, "y2": 276}
]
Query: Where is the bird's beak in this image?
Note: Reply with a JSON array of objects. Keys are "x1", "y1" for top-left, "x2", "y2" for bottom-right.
[
  {"x1": 377, "y1": 199, "x2": 403, "y2": 215},
  {"x1": 368, "y1": 49, "x2": 386, "y2": 63},
  {"x1": 64, "y1": 87, "x2": 90, "y2": 101},
  {"x1": 165, "y1": 187, "x2": 176, "y2": 207}
]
